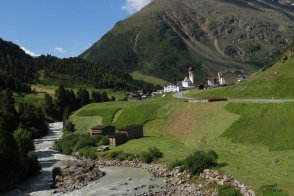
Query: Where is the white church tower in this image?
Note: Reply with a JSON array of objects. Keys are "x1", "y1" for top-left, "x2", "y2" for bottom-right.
[{"x1": 188, "y1": 66, "x2": 194, "y2": 84}]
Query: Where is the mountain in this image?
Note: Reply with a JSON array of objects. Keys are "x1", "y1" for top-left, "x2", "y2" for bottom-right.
[
  {"x1": 80, "y1": 0, "x2": 294, "y2": 83},
  {"x1": 0, "y1": 38, "x2": 37, "y2": 92}
]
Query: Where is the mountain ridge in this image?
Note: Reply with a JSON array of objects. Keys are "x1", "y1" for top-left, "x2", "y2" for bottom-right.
[{"x1": 81, "y1": 0, "x2": 294, "y2": 83}]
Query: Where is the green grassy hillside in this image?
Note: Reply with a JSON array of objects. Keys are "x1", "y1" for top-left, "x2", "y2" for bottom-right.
[
  {"x1": 130, "y1": 71, "x2": 168, "y2": 87},
  {"x1": 187, "y1": 50, "x2": 294, "y2": 99},
  {"x1": 70, "y1": 96, "x2": 294, "y2": 194}
]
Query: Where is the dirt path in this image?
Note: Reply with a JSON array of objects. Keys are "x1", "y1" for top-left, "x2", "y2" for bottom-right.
[{"x1": 173, "y1": 91, "x2": 294, "y2": 103}]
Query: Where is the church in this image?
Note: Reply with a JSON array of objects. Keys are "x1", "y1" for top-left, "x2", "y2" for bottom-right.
[
  {"x1": 163, "y1": 66, "x2": 195, "y2": 93},
  {"x1": 177, "y1": 66, "x2": 195, "y2": 90}
]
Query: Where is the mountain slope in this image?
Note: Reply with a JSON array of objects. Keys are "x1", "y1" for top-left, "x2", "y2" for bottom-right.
[
  {"x1": 0, "y1": 38, "x2": 37, "y2": 92},
  {"x1": 81, "y1": 0, "x2": 294, "y2": 83},
  {"x1": 187, "y1": 47, "x2": 294, "y2": 99}
]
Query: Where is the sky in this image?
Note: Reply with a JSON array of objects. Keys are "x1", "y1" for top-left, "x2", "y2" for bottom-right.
[{"x1": 0, "y1": 0, "x2": 152, "y2": 58}]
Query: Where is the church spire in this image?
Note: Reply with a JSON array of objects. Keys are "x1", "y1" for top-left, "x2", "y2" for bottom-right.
[{"x1": 189, "y1": 66, "x2": 194, "y2": 84}]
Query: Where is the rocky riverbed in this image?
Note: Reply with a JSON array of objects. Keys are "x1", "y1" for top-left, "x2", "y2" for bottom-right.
[{"x1": 3, "y1": 122, "x2": 255, "y2": 196}]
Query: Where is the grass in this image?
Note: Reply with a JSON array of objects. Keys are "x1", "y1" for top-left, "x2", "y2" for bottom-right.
[
  {"x1": 223, "y1": 103, "x2": 294, "y2": 151},
  {"x1": 187, "y1": 51, "x2": 294, "y2": 99},
  {"x1": 31, "y1": 84, "x2": 127, "y2": 100},
  {"x1": 70, "y1": 95, "x2": 294, "y2": 194},
  {"x1": 14, "y1": 93, "x2": 45, "y2": 107},
  {"x1": 130, "y1": 71, "x2": 169, "y2": 87}
]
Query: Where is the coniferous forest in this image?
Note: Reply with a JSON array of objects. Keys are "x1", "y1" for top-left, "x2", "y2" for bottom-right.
[{"x1": 0, "y1": 38, "x2": 156, "y2": 93}]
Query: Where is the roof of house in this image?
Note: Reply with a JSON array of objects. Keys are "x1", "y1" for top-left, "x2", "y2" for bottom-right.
[
  {"x1": 183, "y1": 77, "x2": 191, "y2": 82},
  {"x1": 108, "y1": 133, "x2": 127, "y2": 138},
  {"x1": 91, "y1": 125, "x2": 114, "y2": 130},
  {"x1": 164, "y1": 83, "x2": 177, "y2": 87},
  {"x1": 119, "y1": 124, "x2": 143, "y2": 131}
]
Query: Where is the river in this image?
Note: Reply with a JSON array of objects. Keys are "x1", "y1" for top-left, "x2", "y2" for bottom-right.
[{"x1": 4, "y1": 123, "x2": 164, "y2": 196}]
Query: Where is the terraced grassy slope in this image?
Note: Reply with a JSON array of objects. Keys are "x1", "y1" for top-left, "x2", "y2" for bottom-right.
[
  {"x1": 70, "y1": 96, "x2": 294, "y2": 194},
  {"x1": 187, "y1": 50, "x2": 294, "y2": 99}
]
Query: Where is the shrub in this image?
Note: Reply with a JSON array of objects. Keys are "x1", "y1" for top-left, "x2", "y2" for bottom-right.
[
  {"x1": 148, "y1": 147, "x2": 163, "y2": 158},
  {"x1": 168, "y1": 159, "x2": 184, "y2": 170},
  {"x1": 140, "y1": 147, "x2": 163, "y2": 163},
  {"x1": 106, "y1": 151, "x2": 124, "y2": 160},
  {"x1": 257, "y1": 184, "x2": 289, "y2": 196},
  {"x1": 27, "y1": 151, "x2": 41, "y2": 176},
  {"x1": 141, "y1": 151, "x2": 154, "y2": 163},
  {"x1": 184, "y1": 150, "x2": 218, "y2": 176},
  {"x1": 78, "y1": 147, "x2": 97, "y2": 160},
  {"x1": 54, "y1": 133, "x2": 108, "y2": 155},
  {"x1": 52, "y1": 167, "x2": 62, "y2": 181},
  {"x1": 218, "y1": 185, "x2": 241, "y2": 196}
]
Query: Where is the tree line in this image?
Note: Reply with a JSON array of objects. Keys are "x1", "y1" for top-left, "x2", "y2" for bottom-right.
[
  {"x1": 0, "y1": 38, "x2": 157, "y2": 94},
  {"x1": 43, "y1": 85, "x2": 115, "y2": 133}
]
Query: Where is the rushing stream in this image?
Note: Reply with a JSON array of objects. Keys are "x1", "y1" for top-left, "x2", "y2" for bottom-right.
[{"x1": 3, "y1": 123, "x2": 164, "y2": 196}]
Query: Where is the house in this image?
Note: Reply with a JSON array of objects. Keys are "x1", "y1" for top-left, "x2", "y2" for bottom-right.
[
  {"x1": 119, "y1": 124, "x2": 144, "y2": 140},
  {"x1": 91, "y1": 125, "x2": 115, "y2": 136},
  {"x1": 218, "y1": 70, "x2": 245, "y2": 85},
  {"x1": 207, "y1": 77, "x2": 218, "y2": 87},
  {"x1": 164, "y1": 83, "x2": 179, "y2": 93},
  {"x1": 108, "y1": 133, "x2": 128, "y2": 146}
]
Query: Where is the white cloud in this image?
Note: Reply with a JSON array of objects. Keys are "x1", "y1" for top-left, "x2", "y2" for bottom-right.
[
  {"x1": 54, "y1": 47, "x2": 66, "y2": 53},
  {"x1": 122, "y1": 0, "x2": 152, "y2": 14},
  {"x1": 20, "y1": 46, "x2": 40, "y2": 57}
]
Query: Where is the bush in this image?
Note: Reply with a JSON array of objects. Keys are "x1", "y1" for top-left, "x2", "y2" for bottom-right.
[
  {"x1": 106, "y1": 151, "x2": 124, "y2": 161},
  {"x1": 257, "y1": 184, "x2": 289, "y2": 196},
  {"x1": 140, "y1": 147, "x2": 163, "y2": 163},
  {"x1": 54, "y1": 133, "x2": 108, "y2": 155},
  {"x1": 184, "y1": 150, "x2": 218, "y2": 176},
  {"x1": 52, "y1": 167, "x2": 62, "y2": 181},
  {"x1": 63, "y1": 121, "x2": 75, "y2": 133},
  {"x1": 78, "y1": 147, "x2": 97, "y2": 160},
  {"x1": 27, "y1": 151, "x2": 41, "y2": 176},
  {"x1": 168, "y1": 159, "x2": 184, "y2": 170},
  {"x1": 218, "y1": 185, "x2": 241, "y2": 196}
]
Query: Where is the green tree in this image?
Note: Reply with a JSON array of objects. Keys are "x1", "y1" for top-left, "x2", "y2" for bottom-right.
[{"x1": 0, "y1": 89, "x2": 19, "y2": 132}]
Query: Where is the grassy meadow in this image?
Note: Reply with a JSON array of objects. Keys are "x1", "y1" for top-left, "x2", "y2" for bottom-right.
[
  {"x1": 187, "y1": 51, "x2": 294, "y2": 99},
  {"x1": 31, "y1": 84, "x2": 127, "y2": 100},
  {"x1": 130, "y1": 71, "x2": 169, "y2": 87},
  {"x1": 70, "y1": 94, "x2": 294, "y2": 194}
]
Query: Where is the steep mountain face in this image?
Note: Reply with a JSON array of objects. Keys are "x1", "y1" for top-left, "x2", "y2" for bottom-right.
[{"x1": 81, "y1": 0, "x2": 294, "y2": 83}]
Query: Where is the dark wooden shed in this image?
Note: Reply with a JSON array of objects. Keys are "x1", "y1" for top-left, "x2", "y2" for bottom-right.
[
  {"x1": 91, "y1": 125, "x2": 115, "y2": 136},
  {"x1": 109, "y1": 133, "x2": 127, "y2": 146},
  {"x1": 119, "y1": 124, "x2": 143, "y2": 140}
]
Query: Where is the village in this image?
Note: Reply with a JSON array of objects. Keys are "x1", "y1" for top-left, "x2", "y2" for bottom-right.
[{"x1": 129, "y1": 66, "x2": 246, "y2": 100}]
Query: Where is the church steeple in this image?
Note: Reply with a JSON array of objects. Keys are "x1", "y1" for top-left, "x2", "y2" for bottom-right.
[{"x1": 188, "y1": 66, "x2": 194, "y2": 84}]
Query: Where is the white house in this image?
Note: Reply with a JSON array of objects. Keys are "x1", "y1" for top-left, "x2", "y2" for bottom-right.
[
  {"x1": 164, "y1": 83, "x2": 179, "y2": 93},
  {"x1": 207, "y1": 77, "x2": 218, "y2": 87},
  {"x1": 218, "y1": 70, "x2": 245, "y2": 85}
]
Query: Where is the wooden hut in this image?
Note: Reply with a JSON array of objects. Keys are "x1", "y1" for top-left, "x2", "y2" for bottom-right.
[
  {"x1": 91, "y1": 125, "x2": 115, "y2": 136},
  {"x1": 119, "y1": 124, "x2": 143, "y2": 140},
  {"x1": 108, "y1": 133, "x2": 128, "y2": 146}
]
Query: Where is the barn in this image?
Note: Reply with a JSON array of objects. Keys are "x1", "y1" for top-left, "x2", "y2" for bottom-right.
[
  {"x1": 91, "y1": 125, "x2": 115, "y2": 136},
  {"x1": 119, "y1": 124, "x2": 144, "y2": 140}
]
